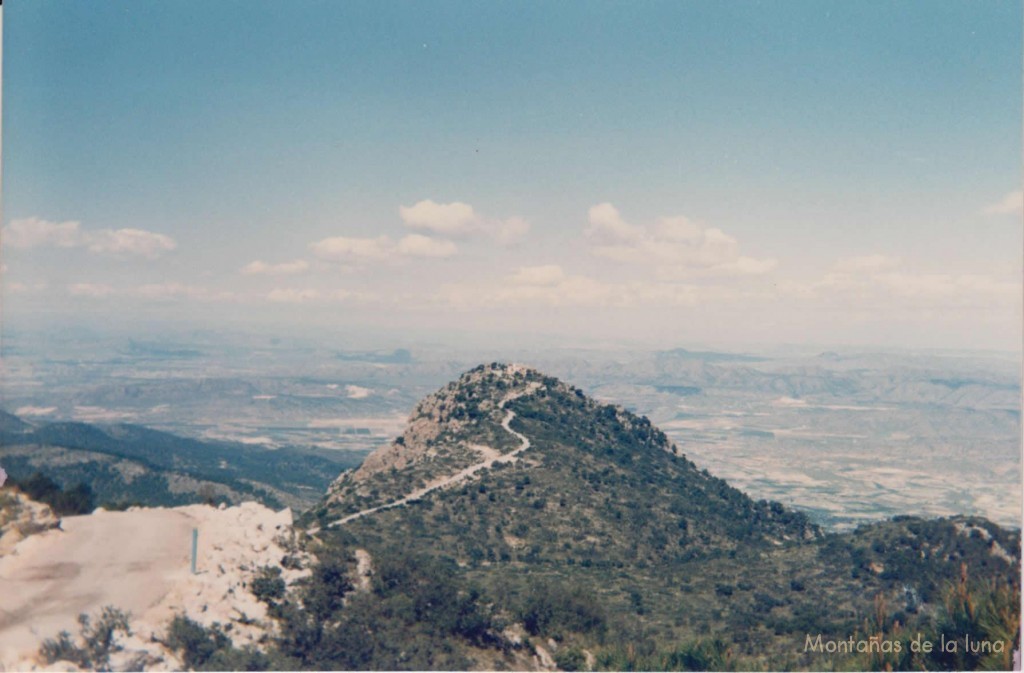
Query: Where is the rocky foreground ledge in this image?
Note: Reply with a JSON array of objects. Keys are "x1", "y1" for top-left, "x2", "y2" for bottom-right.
[{"x1": 0, "y1": 498, "x2": 308, "y2": 671}]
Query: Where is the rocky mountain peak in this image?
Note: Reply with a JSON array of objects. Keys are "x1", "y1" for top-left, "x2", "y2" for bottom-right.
[
  {"x1": 327, "y1": 364, "x2": 553, "y2": 503},
  {"x1": 316, "y1": 361, "x2": 821, "y2": 558}
]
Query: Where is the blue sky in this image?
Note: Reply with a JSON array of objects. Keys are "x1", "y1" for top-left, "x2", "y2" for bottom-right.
[{"x1": 2, "y1": 0, "x2": 1021, "y2": 351}]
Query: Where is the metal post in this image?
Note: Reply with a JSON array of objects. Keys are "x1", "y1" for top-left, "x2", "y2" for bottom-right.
[{"x1": 191, "y1": 528, "x2": 198, "y2": 574}]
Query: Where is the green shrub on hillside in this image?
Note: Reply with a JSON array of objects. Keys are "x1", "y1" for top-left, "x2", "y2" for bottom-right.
[
  {"x1": 269, "y1": 547, "x2": 496, "y2": 670},
  {"x1": 39, "y1": 606, "x2": 132, "y2": 671},
  {"x1": 519, "y1": 580, "x2": 607, "y2": 639},
  {"x1": 164, "y1": 614, "x2": 269, "y2": 671},
  {"x1": 14, "y1": 472, "x2": 95, "y2": 515}
]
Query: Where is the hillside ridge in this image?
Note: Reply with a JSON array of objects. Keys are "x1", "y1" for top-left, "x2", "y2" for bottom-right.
[
  {"x1": 327, "y1": 371, "x2": 538, "y2": 527},
  {"x1": 318, "y1": 362, "x2": 821, "y2": 550},
  {"x1": 0, "y1": 414, "x2": 354, "y2": 510},
  {"x1": 323, "y1": 362, "x2": 707, "y2": 524},
  {"x1": 302, "y1": 363, "x2": 1019, "y2": 670}
]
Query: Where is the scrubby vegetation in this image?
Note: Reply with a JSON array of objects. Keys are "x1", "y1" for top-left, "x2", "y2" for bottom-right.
[
  {"x1": 307, "y1": 364, "x2": 1021, "y2": 671},
  {"x1": 593, "y1": 637, "x2": 736, "y2": 671},
  {"x1": 250, "y1": 565, "x2": 287, "y2": 606},
  {"x1": 39, "y1": 606, "x2": 133, "y2": 671},
  {"x1": 0, "y1": 417, "x2": 354, "y2": 510},
  {"x1": 267, "y1": 549, "x2": 500, "y2": 670},
  {"x1": 839, "y1": 566, "x2": 1021, "y2": 672},
  {"x1": 142, "y1": 530, "x2": 1012, "y2": 672},
  {"x1": 10, "y1": 472, "x2": 95, "y2": 515},
  {"x1": 164, "y1": 615, "x2": 269, "y2": 671}
]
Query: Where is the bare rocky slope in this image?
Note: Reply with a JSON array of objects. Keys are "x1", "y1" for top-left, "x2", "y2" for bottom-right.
[
  {"x1": 0, "y1": 496, "x2": 311, "y2": 671},
  {"x1": 0, "y1": 490, "x2": 60, "y2": 556}
]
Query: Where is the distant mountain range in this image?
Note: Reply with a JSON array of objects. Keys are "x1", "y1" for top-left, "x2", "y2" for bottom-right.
[{"x1": 0, "y1": 412, "x2": 361, "y2": 510}]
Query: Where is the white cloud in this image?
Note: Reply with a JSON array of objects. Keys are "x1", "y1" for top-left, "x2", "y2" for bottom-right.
[
  {"x1": 68, "y1": 283, "x2": 115, "y2": 298},
  {"x1": 2, "y1": 217, "x2": 177, "y2": 258},
  {"x1": 708, "y1": 256, "x2": 780, "y2": 276},
  {"x1": 3, "y1": 218, "x2": 82, "y2": 249},
  {"x1": 396, "y1": 234, "x2": 458, "y2": 258},
  {"x1": 346, "y1": 384, "x2": 373, "y2": 399},
  {"x1": 653, "y1": 216, "x2": 703, "y2": 243},
  {"x1": 872, "y1": 272, "x2": 1019, "y2": 302},
  {"x1": 267, "y1": 288, "x2": 323, "y2": 303},
  {"x1": 510, "y1": 264, "x2": 566, "y2": 286},
  {"x1": 442, "y1": 275, "x2": 620, "y2": 309},
  {"x1": 311, "y1": 233, "x2": 457, "y2": 263},
  {"x1": 587, "y1": 203, "x2": 644, "y2": 242},
  {"x1": 982, "y1": 189, "x2": 1023, "y2": 216},
  {"x1": 241, "y1": 259, "x2": 310, "y2": 275},
  {"x1": 441, "y1": 267, "x2": 706, "y2": 310},
  {"x1": 310, "y1": 236, "x2": 394, "y2": 262},
  {"x1": 399, "y1": 199, "x2": 530, "y2": 245},
  {"x1": 782, "y1": 255, "x2": 1021, "y2": 310},
  {"x1": 266, "y1": 288, "x2": 359, "y2": 304},
  {"x1": 132, "y1": 283, "x2": 234, "y2": 301},
  {"x1": 832, "y1": 254, "x2": 902, "y2": 273},
  {"x1": 65, "y1": 282, "x2": 237, "y2": 302},
  {"x1": 287, "y1": 202, "x2": 528, "y2": 269},
  {"x1": 7, "y1": 281, "x2": 48, "y2": 294},
  {"x1": 493, "y1": 217, "x2": 531, "y2": 245},
  {"x1": 585, "y1": 204, "x2": 776, "y2": 277},
  {"x1": 85, "y1": 228, "x2": 177, "y2": 258},
  {"x1": 399, "y1": 200, "x2": 478, "y2": 235}
]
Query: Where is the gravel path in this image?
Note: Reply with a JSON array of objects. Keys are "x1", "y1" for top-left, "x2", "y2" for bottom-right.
[{"x1": 329, "y1": 385, "x2": 536, "y2": 528}]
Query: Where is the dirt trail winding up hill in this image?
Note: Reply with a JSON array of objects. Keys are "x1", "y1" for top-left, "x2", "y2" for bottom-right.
[{"x1": 329, "y1": 385, "x2": 537, "y2": 528}]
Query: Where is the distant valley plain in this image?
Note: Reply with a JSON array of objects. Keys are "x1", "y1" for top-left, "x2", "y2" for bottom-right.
[{"x1": 2, "y1": 329, "x2": 1019, "y2": 531}]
